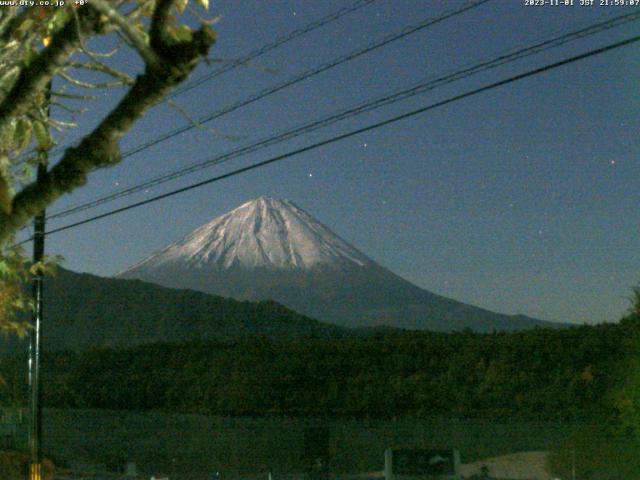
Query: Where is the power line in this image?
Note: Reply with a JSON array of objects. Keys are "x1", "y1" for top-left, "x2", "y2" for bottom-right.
[
  {"x1": 31, "y1": 0, "x2": 379, "y2": 165},
  {"x1": 115, "y1": 0, "x2": 494, "y2": 159},
  {"x1": 42, "y1": 0, "x2": 489, "y2": 165},
  {"x1": 15, "y1": 0, "x2": 378, "y2": 169},
  {"x1": 47, "y1": 10, "x2": 640, "y2": 221},
  {"x1": 22, "y1": 34, "x2": 638, "y2": 243},
  {"x1": 170, "y1": 0, "x2": 379, "y2": 98},
  {"x1": 46, "y1": 0, "x2": 503, "y2": 219}
]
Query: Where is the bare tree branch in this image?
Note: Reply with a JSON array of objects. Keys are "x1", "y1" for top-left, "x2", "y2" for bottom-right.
[
  {"x1": 58, "y1": 71, "x2": 129, "y2": 89},
  {"x1": 150, "y1": 0, "x2": 174, "y2": 51},
  {"x1": 0, "y1": 7, "x2": 102, "y2": 135},
  {"x1": 187, "y1": 5, "x2": 222, "y2": 27},
  {"x1": 0, "y1": 1, "x2": 216, "y2": 244},
  {"x1": 167, "y1": 99, "x2": 241, "y2": 141},
  {"x1": 48, "y1": 118, "x2": 78, "y2": 131},
  {"x1": 0, "y1": 6, "x2": 27, "y2": 43},
  {"x1": 68, "y1": 61, "x2": 134, "y2": 85},
  {"x1": 52, "y1": 91, "x2": 98, "y2": 101},
  {"x1": 51, "y1": 101, "x2": 88, "y2": 115},
  {"x1": 90, "y1": 0, "x2": 162, "y2": 69}
]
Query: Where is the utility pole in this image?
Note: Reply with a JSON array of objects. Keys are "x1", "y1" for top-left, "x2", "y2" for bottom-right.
[{"x1": 28, "y1": 81, "x2": 51, "y2": 480}]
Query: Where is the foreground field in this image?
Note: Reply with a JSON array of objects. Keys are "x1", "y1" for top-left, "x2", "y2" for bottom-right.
[
  {"x1": 38, "y1": 409, "x2": 577, "y2": 476},
  {"x1": 461, "y1": 451, "x2": 550, "y2": 480}
]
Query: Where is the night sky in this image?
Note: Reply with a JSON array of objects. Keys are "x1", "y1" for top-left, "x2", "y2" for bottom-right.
[{"x1": 24, "y1": 0, "x2": 640, "y2": 325}]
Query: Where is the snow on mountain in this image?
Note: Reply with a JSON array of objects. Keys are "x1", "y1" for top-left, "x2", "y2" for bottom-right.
[
  {"x1": 119, "y1": 196, "x2": 561, "y2": 332},
  {"x1": 123, "y1": 196, "x2": 373, "y2": 273}
]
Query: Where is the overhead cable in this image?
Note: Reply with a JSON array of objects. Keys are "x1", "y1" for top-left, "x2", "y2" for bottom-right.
[
  {"x1": 48, "y1": 10, "x2": 640, "y2": 221},
  {"x1": 21, "y1": 33, "x2": 638, "y2": 243}
]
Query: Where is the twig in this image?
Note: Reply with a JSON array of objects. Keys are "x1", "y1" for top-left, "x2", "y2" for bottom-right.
[
  {"x1": 187, "y1": 5, "x2": 221, "y2": 26},
  {"x1": 0, "y1": 6, "x2": 101, "y2": 134},
  {"x1": 90, "y1": 0, "x2": 162, "y2": 69},
  {"x1": 0, "y1": 7, "x2": 29, "y2": 43},
  {"x1": 51, "y1": 101, "x2": 88, "y2": 115},
  {"x1": 51, "y1": 91, "x2": 98, "y2": 101},
  {"x1": 68, "y1": 61, "x2": 134, "y2": 85},
  {"x1": 0, "y1": 0, "x2": 216, "y2": 244},
  {"x1": 167, "y1": 99, "x2": 241, "y2": 141},
  {"x1": 58, "y1": 71, "x2": 128, "y2": 89},
  {"x1": 48, "y1": 118, "x2": 77, "y2": 131}
]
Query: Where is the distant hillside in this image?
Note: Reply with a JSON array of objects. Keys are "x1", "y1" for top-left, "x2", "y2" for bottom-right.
[{"x1": 2, "y1": 268, "x2": 346, "y2": 353}]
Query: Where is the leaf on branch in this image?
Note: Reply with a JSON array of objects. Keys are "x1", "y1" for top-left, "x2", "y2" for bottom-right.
[
  {"x1": 13, "y1": 118, "x2": 32, "y2": 153},
  {"x1": 176, "y1": 0, "x2": 189, "y2": 14},
  {"x1": 0, "y1": 65, "x2": 20, "y2": 92},
  {"x1": 139, "y1": 0, "x2": 157, "y2": 17},
  {"x1": 0, "y1": 118, "x2": 17, "y2": 150},
  {"x1": 0, "y1": 173, "x2": 12, "y2": 214},
  {"x1": 22, "y1": 45, "x2": 38, "y2": 68},
  {"x1": 29, "y1": 261, "x2": 44, "y2": 276},
  {"x1": 169, "y1": 24, "x2": 193, "y2": 42},
  {"x1": 47, "y1": 8, "x2": 71, "y2": 35},
  {"x1": 134, "y1": 22, "x2": 151, "y2": 46},
  {"x1": 13, "y1": 18, "x2": 34, "y2": 39},
  {"x1": 33, "y1": 121, "x2": 52, "y2": 151}
]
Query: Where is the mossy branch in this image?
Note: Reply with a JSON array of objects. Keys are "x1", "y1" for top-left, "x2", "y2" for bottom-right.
[
  {"x1": 0, "y1": 8, "x2": 101, "y2": 135},
  {"x1": 0, "y1": 1, "x2": 216, "y2": 245}
]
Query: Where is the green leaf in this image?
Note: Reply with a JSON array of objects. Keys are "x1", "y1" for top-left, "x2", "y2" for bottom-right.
[
  {"x1": 23, "y1": 44, "x2": 38, "y2": 68},
  {"x1": 0, "y1": 173, "x2": 12, "y2": 214},
  {"x1": 13, "y1": 118, "x2": 32, "y2": 153},
  {"x1": 14, "y1": 162, "x2": 35, "y2": 183},
  {"x1": 175, "y1": 0, "x2": 189, "y2": 14},
  {"x1": 0, "y1": 260, "x2": 10, "y2": 276},
  {"x1": 33, "y1": 121, "x2": 52, "y2": 150},
  {"x1": 29, "y1": 261, "x2": 44, "y2": 276},
  {"x1": 0, "y1": 67, "x2": 20, "y2": 95},
  {"x1": 14, "y1": 18, "x2": 33, "y2": 39},
  {"x1": 0, "y1": 155, "x2": 10, "y2": 172},
  {"x1": 0, "y1": 119, "x2": 17, "y2": 150},
  {"x1": 140, "y1": 0, "x2": 157, "y2": 17},
  {"x1": 172, "y1": 24, "x2": 193, "y2": 42},
  {"x1": 196, "y1": 0, "x2": 209, "y2": 10},
  {"x1": 47, "y1": 8, "x2": 70, "y2": 34},
  {"x1": 135, "y1": 23, "x2": 151, "y2": 45}
]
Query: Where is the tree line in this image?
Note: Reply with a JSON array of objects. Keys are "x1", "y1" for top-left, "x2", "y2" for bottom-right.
[{"x1": 0, "y1": 322, "x2": 628, "y2": 420}]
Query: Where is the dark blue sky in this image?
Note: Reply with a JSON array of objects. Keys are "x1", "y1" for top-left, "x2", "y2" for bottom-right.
[{"x1": 31, "y1": 0, "x2": 640, "y2": 325}]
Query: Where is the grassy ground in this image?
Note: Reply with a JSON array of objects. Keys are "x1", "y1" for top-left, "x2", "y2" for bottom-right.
[{"x1": 31, "y1": 409, "x2": 580, "y2": 477}]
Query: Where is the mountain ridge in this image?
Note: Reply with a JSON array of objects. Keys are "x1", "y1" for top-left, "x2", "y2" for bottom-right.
[
  {"x1": 121, "y1": 196, "x2": 372, "y2": 273},
  {"x1": 0, "y1": 267, "x2": 349, "y2": 353},
  {"x1": 118, "y1": 197, "x2": 564, "y2": 332}
]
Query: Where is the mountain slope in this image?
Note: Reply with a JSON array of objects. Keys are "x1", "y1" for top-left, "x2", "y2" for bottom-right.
[
  {"x1": 2, "y1": 268, "x2": 346, "y2": 352},
  {"x1": 124, "y1": 196, "x2": 371, "y2": 271},
  {"x1": 118, "y1": 197, "x2": 561, "y2": 332}
]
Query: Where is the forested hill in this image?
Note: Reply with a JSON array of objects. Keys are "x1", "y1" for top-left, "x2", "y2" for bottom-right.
[
  {"x1": 1, "y1": 323, "x2": 626, "y2": 419},
  {"x1": 1, "y1": 268, "x2": 347, "y2": 353}
]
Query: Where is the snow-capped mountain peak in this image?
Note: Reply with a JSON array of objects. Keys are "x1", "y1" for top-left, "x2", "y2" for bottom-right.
[
  {"x1": 117, "y1": 196, "x2": 558, "y2": 332},
  {"x1": 123, "y1": 196, "x2": 373, "y2": 272}
]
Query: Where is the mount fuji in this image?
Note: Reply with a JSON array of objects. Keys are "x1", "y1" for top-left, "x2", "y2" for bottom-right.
[{"x1": 118, "y1": 197, "x2": 559, "y2": 332}]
